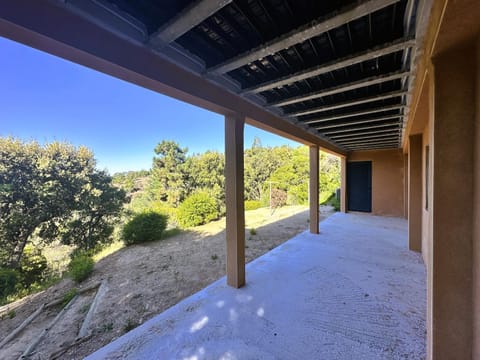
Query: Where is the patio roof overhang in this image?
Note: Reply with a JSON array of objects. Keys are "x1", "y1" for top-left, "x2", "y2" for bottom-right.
[{"x1": 0, "y1": 0, "x2": 422, "y2": 154}]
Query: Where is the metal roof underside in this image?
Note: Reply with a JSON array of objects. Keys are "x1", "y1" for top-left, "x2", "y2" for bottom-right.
[{"x1": 68, "y1": 0, "x2": 419, "y2": 152}]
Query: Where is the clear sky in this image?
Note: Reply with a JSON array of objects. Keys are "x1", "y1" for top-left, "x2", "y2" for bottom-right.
[{"x1": 0, "y1": 36, "x2": 299, "y2": 174}]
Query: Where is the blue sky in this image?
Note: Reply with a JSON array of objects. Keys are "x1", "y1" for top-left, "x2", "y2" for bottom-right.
[{"x1": 0, "y1": 36, "x2": 299, "y2": 174}]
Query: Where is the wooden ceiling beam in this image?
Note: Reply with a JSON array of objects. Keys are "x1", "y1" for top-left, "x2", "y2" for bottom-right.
[
  {"x1": 149, "y1": 0, "x2": 232, "y2": 47},
  {"x1": 322, "y1": 122, "x2": 399, "y2": 135},
  {"x1": 243, "y1": 38, "x2": 414, "y2": 94},
  {"x1": 315, "y1": 115, "x2": 401, "y2": 130},
  {"x1": 208, "y1": 0, "x2": 401, "y2": 74},
  {"x1": 337, "y1": 135, "x2": 399, "y2": 145},
  {"x1": 330, "y1": 127, "x2": 399, "y2": 139},
  {"x1": 270, "y1": 70, "x2": 409, "y2": 107},
  {"x1": 286, "y1": 90, "x2": 406, "y2": 117},
  {"x1": 303, "y1": 104, "x2": 404, "y2": 124}
]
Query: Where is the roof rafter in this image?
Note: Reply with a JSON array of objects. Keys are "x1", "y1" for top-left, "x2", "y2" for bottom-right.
[
  {"x1": 323, "y1": 122, "x2": 399, "y2": 135},
  {"x1": 345, "y1": 139, "x2": 399, "y2": 145},
  {"x1": 315, "y1": 115, "x2": 401, "y2": 130},
  {"x1": 334, "y1": 131, "x2": 399, "y2": 144},
  {"x1": 149, "y1": 0, "x2": 232, "y2": 47},
  {"x1": 336, "y1": 134, "x2": 400, "y2": 146},
  {"x1": 330, "y1": 127, "x2": 399, "y2": 139},
  {"x1": 347, "y1": 143, "x2": 399, "y2": 150},
  {"x1": 286, "y1": 90, "x2": 406, "y2": 117},
  {"x1": 243, "y1": 38, "x2": 414, "y2": 94},
  {"x1": 270, "y1": 70, "x2": 409, "y2": 107},
  {"x1": 207, "y1": 0, "x2": 401, "y2": 74},
  {"x1": 302, "y1": 104, "x2": 404, "y2": 124}
]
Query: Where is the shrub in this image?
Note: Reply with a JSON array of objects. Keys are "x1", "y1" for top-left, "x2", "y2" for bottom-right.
[
  {"x1": 323, "y1": 192, "x2": 340, "y2": 212},
  {"x1": 149, "y1": 202, "x2": 178, "y2": 227},
  {"x1": 177, "y1": 191, "x2": 219, "y2": 228},
  {"x1": 122, "y1": 211, "x2": 168, "y2": 245},
  {"x1": 244, "y1": 200, "x2": 262, "y2": 211},
  {"x1": 19, "y1": 244, "x2": 49, "y2": 288},
  {"x1": 271, "y1": 188, "x2": 287, "y2": 209},
  {"x1": 68, "y1": 255, "x2": 94, "y2": 283},
  {"x1": 62, "y1": 288, "x2": 78, "y2": 306},
  {"x1": 0, "y1": 269, "x2": 19, "y2": 299}
]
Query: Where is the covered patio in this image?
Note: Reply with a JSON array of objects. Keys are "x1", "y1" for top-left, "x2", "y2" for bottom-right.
[
  {"x1": 2, "y1": 0, "x2": 480, "y2": 358},
  {"x1": 87, "y1": 213, "x2": 426, "y2": 359}
]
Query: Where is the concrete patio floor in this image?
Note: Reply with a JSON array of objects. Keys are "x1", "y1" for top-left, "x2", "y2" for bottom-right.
[{"x1": 87, "y1": 213, "x2": 426, "y2": 360}]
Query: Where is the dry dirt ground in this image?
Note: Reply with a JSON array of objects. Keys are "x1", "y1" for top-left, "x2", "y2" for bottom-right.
[{"x1": 0, "y1": 205, "x2": 334, "y2": 359}]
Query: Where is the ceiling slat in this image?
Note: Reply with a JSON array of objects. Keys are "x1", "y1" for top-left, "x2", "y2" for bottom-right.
[
  {"x1": 270, "y1": 70, "x2": 409, "y2": 107},
  {"x1": 330, "y1": 128, "x2": 399, "y2": 139},
  {"x1": 286, "y1": 90, "x2": 406, "y2": 117},
  {"x1": 303, "y1": 104, "x2": 404, "y2": 124},
  {"x1": 207, "y1": 0, "x2": 401, "y2": 74},
  {"x1": 315, "y1": 115, "x2": 401, "y2": 130},
  {"x1": 243, "y1": 38, "x2": 414, "y2": 94},
  {"x1": 322, "y1": 122, "x2": 399, "y2": 135},
  {"x1": 149, "y1": 0, "x2": 232, "y2": 47},
  {"x1": 337, "y1": 135, "x2": 399, "y2": 145}
]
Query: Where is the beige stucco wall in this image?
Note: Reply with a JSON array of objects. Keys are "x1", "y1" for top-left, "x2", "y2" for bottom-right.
[
  {"x1": 473, "y1": 36, "x2": 480, "y2": 360},
  {"x1": 348, "y1": 149, "x2": 404, "y2": 217},
  {"x1": 421, "y1": 121, "x2": 430, "y2": 265}
]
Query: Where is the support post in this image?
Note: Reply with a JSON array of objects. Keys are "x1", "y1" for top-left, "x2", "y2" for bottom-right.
[
  {"x1": 404, "y1": 153, "x2": 409, "y2": 219},
  {"x1": 428, "y1": 45, "x2": 475, "y2": 360},
  {"x1": 408, "y1": 135, "x2": 422, "y2": 252},
  {"x1": 340, "y1": 156, "x2": 347, "y2": 213},
  {"x1": 224, "y1": 114, "x2": 245, "y2": 288},
  {"x1": 309, "y1": 146, "x2": 319, "y2": 234}
]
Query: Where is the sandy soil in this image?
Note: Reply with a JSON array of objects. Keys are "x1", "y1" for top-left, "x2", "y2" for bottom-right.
[{"x1": 0, "y1": 205, "x2": 333, "y2": 359}]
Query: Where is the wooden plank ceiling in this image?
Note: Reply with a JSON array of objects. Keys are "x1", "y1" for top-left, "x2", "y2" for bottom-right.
[{"x1": 57, "y1": 0, "x2": 419, "y2": 151}]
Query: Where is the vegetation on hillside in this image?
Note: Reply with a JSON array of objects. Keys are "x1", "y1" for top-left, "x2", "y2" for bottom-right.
[
  {"x1": 119, "y1": 137, "x2": 341, "y2": 226},
  {"x1": 0, "y1": 136, "x2": 340, "y2": 304},
  {"x1": 0, "y1": 138, "x2": 126, "y2": 302}
]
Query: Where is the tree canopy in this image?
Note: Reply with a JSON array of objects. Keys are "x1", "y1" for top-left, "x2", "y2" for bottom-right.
[
  {"x1": 0, "y1": 138, "x2": 126, "y2": 269},
  {"x1": 136, "y1": 138, "x2": 340, "y2": 220}
]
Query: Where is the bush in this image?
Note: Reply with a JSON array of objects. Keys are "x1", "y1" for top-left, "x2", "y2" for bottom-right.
[
  {"x1": 62, "y1": 288, "x2": 78, "y2": 306},
  {"x1": 68, "y1": 255, "x2": 94, "y2": 283},
  {"x1": 122, "y1": 211, "x2": 168, "y2": 245},
  {"x1": 149, "y1": 202, "x2": 178, "y2": 227},
  {"x1": 271, "y1": 188, "x2": 287, "y2": 209},
  {"x1": 177, "y1": 191, "x2": 219, "y2": 228},
  {"x1": 19, "y1": 244, "x2": 48, "y2": 288},
  {"x1": 0, "y1": 269, "x2": 19, "y2": 299},
  {"x1": 244, "y1": 200, "x2": 262, "y2": 211},
  {"x1": 323, "y1": 192, "x2": 340, "y2": 211}
]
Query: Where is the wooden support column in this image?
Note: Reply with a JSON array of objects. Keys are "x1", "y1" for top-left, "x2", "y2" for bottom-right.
[
  {"x1": 408, "y1": 135, "x2": 422, "y2": 252},
  {"x1": 428, "y1": 45, "x2": 475, "y2": 360},
  {"x1": 404, "y1": 153, "x2": 409, "y2": 219},
  {"x1": 224, "y1": 114, "x2": 245, "y2": 288},
  {"x1": 340, "y1": 156, "x2": 347, "y2": 213},
  {"x1": 309, "y1": 146, "x2": 319, "y2": 234}
]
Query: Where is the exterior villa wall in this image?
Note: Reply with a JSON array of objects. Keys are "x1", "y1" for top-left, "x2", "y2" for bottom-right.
[
  {"x1": 421, "y1": 121, "x2": 430, "y2": 265},
  {"x1": 473, "y1": 35, "x2": 480, "y2": 360},
  {"x1": 348, "y1": 149, "x2": 405, "y2": 217}
]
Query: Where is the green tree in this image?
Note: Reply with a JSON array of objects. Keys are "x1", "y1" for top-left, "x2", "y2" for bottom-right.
[
  {"x1": 0, "y1": 138, "x2": 126, "y2": 269},
  {"x1": 268, "y1": 146, "x2": 309, "y2": 205},
  {"x1": 148, "y1": 140, "x2": 188, "y2": 207},
  {"x1": 48, "y1": 170, "x2": 127, "y2": 251},
  {"x1": 112, "y1": 170, "x2": 150, "y2": 194},
  {"x1": 320, "y1": 152, "x2": 340, "y2": 201},
  {"x1": 185, "y1": 151, "x2": 225, "y2": 213},
  {"x1": 244, "y1": 138, "x2": 291, "y2": 201}
]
